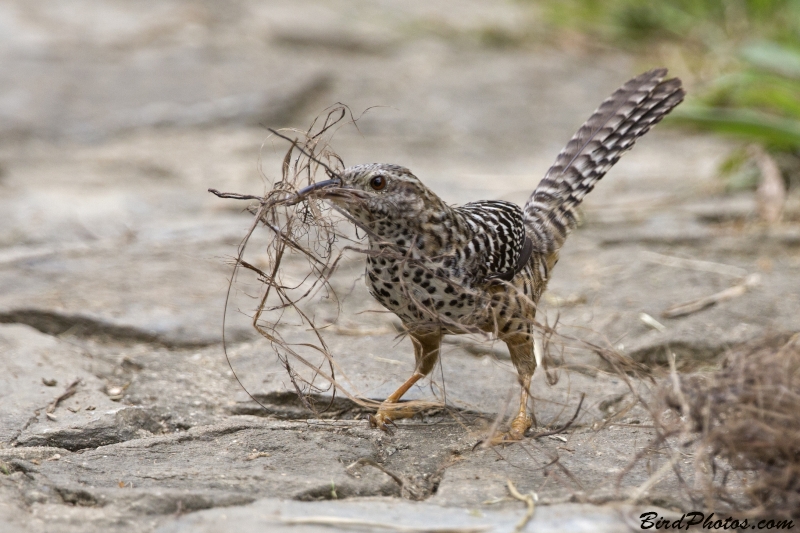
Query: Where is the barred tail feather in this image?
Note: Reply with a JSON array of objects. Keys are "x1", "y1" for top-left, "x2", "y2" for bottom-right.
[{"x1": 523, "y1": 68, "x2": 685, "y2": 254}]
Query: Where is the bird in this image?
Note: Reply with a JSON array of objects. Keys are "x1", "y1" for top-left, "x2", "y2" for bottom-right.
[{"x1": 294, "y1": 68, "x2": 685, "y2": 442}]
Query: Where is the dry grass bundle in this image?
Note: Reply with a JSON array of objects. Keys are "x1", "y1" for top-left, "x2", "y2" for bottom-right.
[
  {"x1": 211, "y1": 106, "x2": 465, "y2": 417},
  {"x1": 660, "y1": 333, "x2": 800, "y2": 518}
]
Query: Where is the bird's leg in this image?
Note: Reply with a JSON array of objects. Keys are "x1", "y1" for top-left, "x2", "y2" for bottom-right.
[
  {"x1": 368, "y1": 372, "x2": 424, "y2": 431},
  {"x1": 369, "y1": 329, "x2": 441, "y2": 432},
  {"x1": 489, "y1": 331, "x2": 536, "y2": 444},
  {"x1": 507, "y1": 373, "x2": 534, "y2": 440}
]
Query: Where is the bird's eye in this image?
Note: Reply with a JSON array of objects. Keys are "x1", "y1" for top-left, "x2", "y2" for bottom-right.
[{"x1": 369, "y1": 175, "x2": 387, "y2": 191}]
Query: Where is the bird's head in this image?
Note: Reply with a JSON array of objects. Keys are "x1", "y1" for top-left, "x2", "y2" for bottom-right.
[{"x1": 296, "y1": 163, "x2": 444, "y2": 233}]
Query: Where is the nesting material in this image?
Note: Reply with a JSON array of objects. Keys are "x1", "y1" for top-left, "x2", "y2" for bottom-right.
[
  {"x1": 210, "y1": 106, "x2": 379, "y2": 414},
  {"x1": 663, "y1": 333, "x2": 800, "y2": 517}
]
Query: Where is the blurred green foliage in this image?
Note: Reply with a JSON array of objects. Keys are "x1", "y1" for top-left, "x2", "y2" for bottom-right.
[
  {"x1": 537, "y1": 0, "x2": 800, "y2": 191},
  {"x1": 674, "y1": 42, "x2": 800, "y2": 147},
  {"x1": 540, "y1": 0, "x2": 800, "y2": 51}
]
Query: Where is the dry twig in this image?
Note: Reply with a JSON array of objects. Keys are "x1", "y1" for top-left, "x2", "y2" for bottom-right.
[
  {"x1": 528, "y1": 393, "x2": 585, "y2": 439},
  {"x1": 46, "y1": 379, "x2": 81, "y2": 414},
  {"x1": 506, "y1": 479, "x2": 536, "y2": 533},
  {"x1": 753, "y1": 145, "x2": 786, "y2": 224},
  {"x1": 639, "y1": 251, "x2": 747, "y2": 278},
  {"x1": 661, "y1": 273, "x2": 760, "y2": 318},
  {"x1": 280, "y1": 516, "x2": 489, "y2": 533}
]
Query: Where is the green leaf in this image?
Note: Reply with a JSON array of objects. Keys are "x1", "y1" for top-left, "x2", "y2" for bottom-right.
[
  {"x1": 699, "y1": 71, "x2": 800, "y2": 119},
  {"x1": 741, "y1": 41, "x2": 800, "y2": 79},
  {"x1": 671, "y1": 106, "x2": 800, "y2": 149}
]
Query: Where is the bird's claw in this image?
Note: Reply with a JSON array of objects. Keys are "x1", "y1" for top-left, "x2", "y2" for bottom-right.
[
  {"x1": 368, "y1": 413, "x2": 396, "y2": 435},
  {"x1": 475, "y1": 414, "x2": 533, "y2": 447},
  {"x1": 473, "y1": 431, "x2": 523, "y2": 449}
]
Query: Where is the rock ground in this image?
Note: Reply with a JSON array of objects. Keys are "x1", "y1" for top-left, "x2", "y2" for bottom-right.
[{"x1": 1, "y1": 1, "x2": 799, "y2": 531}]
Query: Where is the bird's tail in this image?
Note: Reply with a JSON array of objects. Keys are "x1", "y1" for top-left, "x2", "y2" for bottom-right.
[{"x1": 523, "y1": 68, "x2": 684, "y2": 255}]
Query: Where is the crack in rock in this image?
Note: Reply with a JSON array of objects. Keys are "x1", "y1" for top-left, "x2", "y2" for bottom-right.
[
  {"x1": 54, "y1": 486, "x2": 257, "y2": 515},
  {"x1": 293, "y1": 478, "x2": 401, "y2": 501},
  {"x1": 56, "y1": 486, "x2": 102, "y2": 507},
  {"x1": 15, "y1": 407, "x2": 165, "y2": 451},
  {"x1": 228, "y1": 392, "x2": 371, "y2": 419},
  {"x1": 230, "y1": 392, "x2": 489, "y2": 424},
  {"x1": 0, "y1": 309, "x2": 212, "y2": 347},
  {"x1": 628, "y1": 340, "x2": 725, "y2": 368}
]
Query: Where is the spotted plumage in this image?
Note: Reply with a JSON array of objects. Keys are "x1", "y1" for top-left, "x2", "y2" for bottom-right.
[{"x1": 298, "y1": 68, "x2": 685, "y2": 441}]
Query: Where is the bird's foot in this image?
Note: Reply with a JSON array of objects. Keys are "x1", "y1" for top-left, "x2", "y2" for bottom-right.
[
  {"x1": 368, "y1": 403, "x2": 417, "y2": 434},
  {"x1": 367, "y1": 412, "x2": 396, "y2": 433},
  {"x1": 485, "y1": 413, "x2": 533, "y2": 446}
]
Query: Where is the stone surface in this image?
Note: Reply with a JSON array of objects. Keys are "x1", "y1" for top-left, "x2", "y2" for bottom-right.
[
  {"x1": 1, "y1": 0, "x2": 798, "y2": 532},
  {"x1": 154, "y1": 497, "x2": 660, "y2": 533}
]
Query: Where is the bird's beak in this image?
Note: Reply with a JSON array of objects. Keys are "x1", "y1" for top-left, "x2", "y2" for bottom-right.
[{"x1": 296, "y1": 178, "x2": 342, "y2": 198}]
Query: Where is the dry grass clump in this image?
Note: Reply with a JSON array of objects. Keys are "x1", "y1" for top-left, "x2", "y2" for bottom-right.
[
  {"x1": 213, "y1": 106, "x2": 483, "y2": 417},
  {"x1": 661, "y1": 333, "x2": 800, "y2": 518},
  {"x1": 210, "y1": 106, "x2": 369, "y2": 414}
]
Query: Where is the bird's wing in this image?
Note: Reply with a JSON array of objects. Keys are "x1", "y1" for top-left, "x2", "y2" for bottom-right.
[{"x1": 458, "y1": 200, "x2": 528, "y2": 281}]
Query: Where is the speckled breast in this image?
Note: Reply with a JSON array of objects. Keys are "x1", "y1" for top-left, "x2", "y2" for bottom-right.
[{"x1": 364, "y1": 246, "x2": 544, "y2": 335}]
